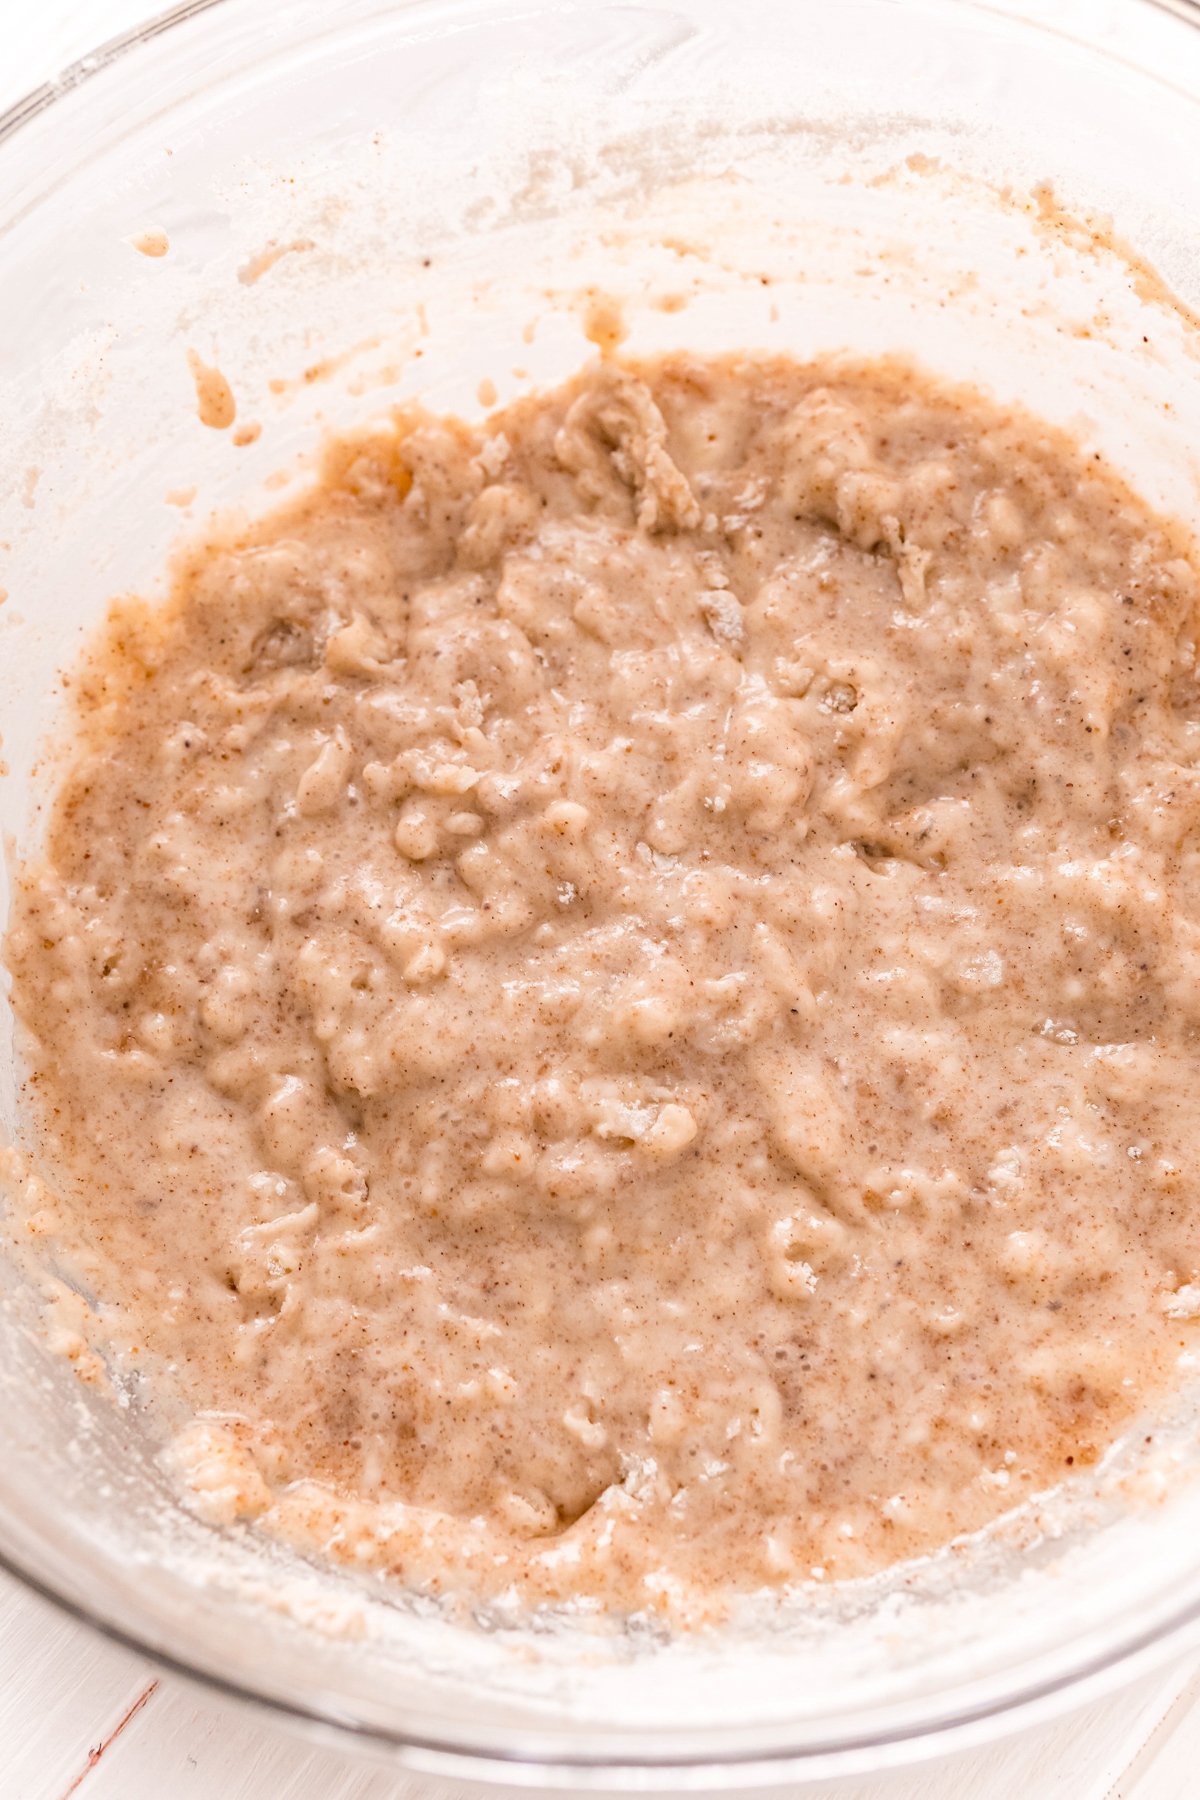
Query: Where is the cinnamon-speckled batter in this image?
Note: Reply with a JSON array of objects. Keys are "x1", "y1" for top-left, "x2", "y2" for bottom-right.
[{"x1": 9, "y1": 354, "x2": 1200, "y2": 1615}]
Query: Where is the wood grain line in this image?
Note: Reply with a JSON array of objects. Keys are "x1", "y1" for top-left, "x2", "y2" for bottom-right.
[
  {"x1": 56, "y1": 1679, "x2": 161, "y2": 1799},
  {"x1": 1103, "y1": 1658, "x2": 1200, "y2": 1800}
]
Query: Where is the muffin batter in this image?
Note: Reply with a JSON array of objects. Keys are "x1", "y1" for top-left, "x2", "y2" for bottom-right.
[{"x1": 9, "y1": 354, "x2": 1200, "y2": 1614}]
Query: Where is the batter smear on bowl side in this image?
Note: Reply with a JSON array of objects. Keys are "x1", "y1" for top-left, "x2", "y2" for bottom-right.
[{"x1": 8, "y1": 353, "x2": 1200, "y2": 1614}]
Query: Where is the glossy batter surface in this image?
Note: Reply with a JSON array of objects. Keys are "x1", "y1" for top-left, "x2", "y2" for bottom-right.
[{"x1": 9, "y1": 355, "x2": 1200, "y2": 1613}]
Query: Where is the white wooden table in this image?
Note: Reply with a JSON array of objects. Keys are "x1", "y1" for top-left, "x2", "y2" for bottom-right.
[{"x1": 6, "y1": 1, "x2": 1200, "y2": 1792}]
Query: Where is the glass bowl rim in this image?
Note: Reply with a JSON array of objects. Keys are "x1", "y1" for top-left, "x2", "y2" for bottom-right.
[{"x1": 4, "y1": 0, "x2": 1200, "y2": 1781}]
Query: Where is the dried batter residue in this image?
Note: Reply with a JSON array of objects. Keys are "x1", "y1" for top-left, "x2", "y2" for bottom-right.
[
  {"x1": 130, "y1": 229, "x2": 170, "y2": 259},
  {"x1": 237, "y1": 238, "x2": 316, "y2": 287},
  {"x1": 187, "y1": 352, "x2": 237, "y2": 431}
]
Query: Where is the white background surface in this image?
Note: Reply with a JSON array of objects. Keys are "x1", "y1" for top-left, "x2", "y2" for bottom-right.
[{"x1": 5, "y1": 1, "x2": 1200, "y2": 1794}]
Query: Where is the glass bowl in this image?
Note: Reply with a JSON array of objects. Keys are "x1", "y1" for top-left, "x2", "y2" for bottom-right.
[{"x1": 3, "y1": 0, "x2": 1200, "y2": 1788}]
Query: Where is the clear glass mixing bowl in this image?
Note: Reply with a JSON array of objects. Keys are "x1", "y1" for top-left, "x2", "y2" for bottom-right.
[{"x1": 3, "y1": 0, "x2": 1200, "y2": 1788}]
